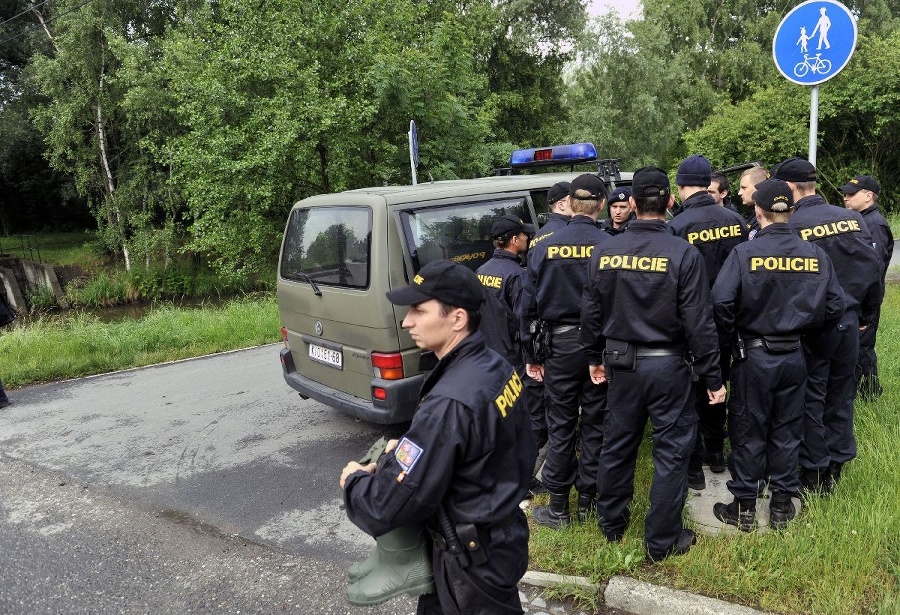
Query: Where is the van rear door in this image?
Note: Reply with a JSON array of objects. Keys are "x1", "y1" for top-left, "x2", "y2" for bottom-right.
[{"x1": 278, "y1": 196, "x2": 402, "y2": 421}]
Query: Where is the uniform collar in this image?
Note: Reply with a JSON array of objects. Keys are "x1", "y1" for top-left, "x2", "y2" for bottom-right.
[
  {"x1": 421, "y1": 332, "x2": 486, "y2": 397},
  {"x1": 627, "y1": 219, "x2": 668, "y2": 232},
  {"x1": 794, "y1": 194, "x2": 828, "y2": 209},
  {"x1": 492, "y1": 248, "x2": 521, "y2": 262},
  {"x1": 550, "y1": 212, "x2": 571, "y2": 222},
  {"x1": 681, "y1": 192, "x2": 717, "y2": 209},
  {"x1": 567, "y1": 215, "x2": 598, "y2": 225},
  {"x1": 754, "y1": 222, "x2": 793, "y2": 238}
]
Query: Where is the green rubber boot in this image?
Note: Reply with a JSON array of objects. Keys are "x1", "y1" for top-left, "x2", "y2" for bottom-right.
[
  {"x1": 347, "y1": 549, "x2": 379, "y2": 583},
  {"x1": 346, "y1": 524, "x2": 435, "y2": 606}
]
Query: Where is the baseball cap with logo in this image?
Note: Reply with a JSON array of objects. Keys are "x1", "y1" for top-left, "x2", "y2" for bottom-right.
[
  {"x1": 490, "y1": 213, "x2": 536, "y2": 239},
  {"x1": 773, "y1": 158, "x2": 817, "y2": 183},
  {"x1": 607, "y1": 186, "x2": 632, "y2": 205},
  {"x1": 631, "y1": 166, "x2": 671, "y2": 197},
  {"x1": 547, "y1": 181, "x2": 571, "y2": 206},
  {"x1": 386, "y1": 260, "x2": 484, "y2": 311},
  {"x1": 570, "y1": 174, "x2": 608, "y2": 200},
  {"x1": 752, "y1": 179, "x2": 794, "y2": 212},
  {"x1": 839, "y1": 175, "x2": 880, "y2": 195}
]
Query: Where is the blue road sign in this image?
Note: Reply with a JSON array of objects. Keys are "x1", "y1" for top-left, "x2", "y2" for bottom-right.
[{"x1": 773, "y1": 0, "x2": 857, "y2": 86}]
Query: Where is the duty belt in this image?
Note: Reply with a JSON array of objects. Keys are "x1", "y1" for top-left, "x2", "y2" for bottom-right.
[
  {"x1": 744, "y1": 337, "x2": 765, "y2": 350},
  {"x1": 635, "y1": 344, "x2": 683, "y2": 357}
]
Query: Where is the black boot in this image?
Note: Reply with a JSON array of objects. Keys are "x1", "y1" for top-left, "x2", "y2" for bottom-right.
[
  {"x1": 828, "y1": 461, "x2": 844, "y2": 487},
  {"x1": 769, "y1": 493, "x2": 796, "y2": 530},
  {"x1": 704, "y1": 450, "x2": 726, "y2": 473},
  {"x1": 532, "y1": 492, "x2": 570, "y2": 529},
  {"x1": 688, "y1": 466, "x2": 706, "y2": 490},
  {"x1": 713, "y1": 499, "x2": 756, "y2": 532},
  {"x1": 647, "y1": 528, "x2": 696, "y2": 562},
  {"x1": 576, "y1": 493, "x2": 596, "y2": 523},
  {"x1": 799, "y1": 467, "x2": 828, "y2": 500}
]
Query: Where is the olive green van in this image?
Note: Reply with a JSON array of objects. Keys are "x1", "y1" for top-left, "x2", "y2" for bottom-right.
[{"x1": 277, "y1": 146, "x2": 628, "y2": 424}]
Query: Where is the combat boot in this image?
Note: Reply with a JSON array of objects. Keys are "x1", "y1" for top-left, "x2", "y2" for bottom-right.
[
  {"x1": 713, "y1": 499, "x2": 756, "y2": 532},
  {"x1": 345, "y1": 524, "x2": 435, "y2": 605},
  {"x1": 532, "y1": 492, "x2": 570, "y2": 529},
  {"x1": 704, "y1": 450, "x2": 726, "y2": 473},
  {"x1": 799, "y1": 467, "x2": 828, "y2": 500},
  {"x1": 828, "y1": 461, "x2": 844, "y2": 487},
  {"x1": 769, "y1": 493, "x2": 796, "y2": 530},
  {"x1": 687, "y1": 466, "x2": 706, "y2": 490},
  {"x1": 576, "y1": 492, "x2": 596, "y2": 523}
]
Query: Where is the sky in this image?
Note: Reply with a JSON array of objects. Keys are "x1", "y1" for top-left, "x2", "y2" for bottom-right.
[{"x1": 588, "y1": 0, "x2": 642, "y2": 19}]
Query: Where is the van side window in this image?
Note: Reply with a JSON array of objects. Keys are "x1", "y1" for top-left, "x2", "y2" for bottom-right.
[
  {"x1": 399, "y1": 199, "x2": 530, "y2": 273},
  {"x1": 280, "y1": 207, "x2": 372, "y2": 289}
]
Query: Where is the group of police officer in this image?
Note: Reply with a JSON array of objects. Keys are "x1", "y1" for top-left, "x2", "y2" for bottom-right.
[
  {"x1": 339, "y1": 154, "x2": 890, "y2": 613},
  {"x1": 479, "y1": 154, "x2": 887, "y2": 549}
]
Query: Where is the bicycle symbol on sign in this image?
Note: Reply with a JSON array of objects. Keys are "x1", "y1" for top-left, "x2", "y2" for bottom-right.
[{"x1": 793, "y1": 53, "x2": 832, "y2": 77}]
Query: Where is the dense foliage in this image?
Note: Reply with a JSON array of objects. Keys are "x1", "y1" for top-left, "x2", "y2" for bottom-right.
[{"x1": 0, "y1": 0, "x2": 897, "y2": 281}]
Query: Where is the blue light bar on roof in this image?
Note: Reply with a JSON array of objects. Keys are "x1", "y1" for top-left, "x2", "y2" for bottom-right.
[{"x1": 509, "y1": 142, "x2": 598, "y2": 167}]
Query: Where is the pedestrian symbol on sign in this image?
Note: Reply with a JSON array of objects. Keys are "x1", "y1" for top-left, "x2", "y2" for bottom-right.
[{"x1": 773, "y1": 0, "x2": 856, "y2": 86}]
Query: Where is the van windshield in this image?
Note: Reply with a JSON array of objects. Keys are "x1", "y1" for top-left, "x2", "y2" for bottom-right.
[
  {"x1": 399, "y1": 198, "x2": 530, "y2": 273},
  {"x1": 280, "y1": 207, "x2": 372, "y2": 289}
]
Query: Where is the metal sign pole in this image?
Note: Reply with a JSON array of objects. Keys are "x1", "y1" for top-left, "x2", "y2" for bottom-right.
[
  {"x1": 809, "y1": 85, "x2": 819, "y2": 166},
  {"x1": 409, "y1": 129, "x2": 418, "y2": 186}
]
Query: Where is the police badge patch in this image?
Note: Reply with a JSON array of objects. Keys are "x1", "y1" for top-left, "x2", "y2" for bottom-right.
[{"x1": 395, "y1": 437, "x2": 424, "y2": 474}]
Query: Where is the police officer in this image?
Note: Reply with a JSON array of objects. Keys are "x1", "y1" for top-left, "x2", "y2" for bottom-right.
[
  {"x1": 774, "y1": 158, "x2": 882, "y2": 493},
  {"x1": 669, "y1": 155, "x2": 748, "y2": 489},
  {"x1": 710, "y1": 179, "x2": 846, "y2": 531},
  {"x1": 599, "y1": 186, "x2": 634, "y2": 235},
  {"x1": 530, "y1": 181, "x2": 572, "y2": 248},
  {"x1": 737, "y1": 166, "x2": 769, "y2": 239},
  {"x1": 522, "y1": 174, "x2": 610, "y2": 528},
  {"x1": 581, "y1": 166, "x2": 726, "y2": 561},
  {"x1": 708, "y1": 172, "x2": 740, "y2": 215},
  {"x1": 341, "y1": 259, "x2": 535, "y2": 614},
  {"x1": 476, "y1": 214, "x2": 546, "y2": 490},
  {"x1": 839, "y1": 175, "x2": 894, "y2": 400}
]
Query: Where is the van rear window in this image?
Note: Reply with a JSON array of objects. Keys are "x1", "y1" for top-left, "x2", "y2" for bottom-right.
[
  {"x1": 400, "y1": 199, "x2": 530, "y2": 272},
  {"x1": 280, "y1": 207, "x2": 372, "y2": 289}
]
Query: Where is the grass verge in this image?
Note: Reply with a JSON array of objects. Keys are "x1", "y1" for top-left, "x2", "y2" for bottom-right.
[
  {"x1": 0, "y1": 295, "x2": 280, "y2": 387},
  {"x1": 528, "y1": 285, "x2": 900, "y2": 614}
]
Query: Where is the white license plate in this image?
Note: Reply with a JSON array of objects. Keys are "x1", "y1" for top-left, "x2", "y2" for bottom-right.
[{"x1": 308, "y1": 343, "x2": 343, "y2": 369}]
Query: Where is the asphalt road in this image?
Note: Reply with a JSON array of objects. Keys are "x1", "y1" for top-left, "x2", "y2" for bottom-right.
[{"x1": 0, "y1": 344, "x2": 420, "y2": 614}]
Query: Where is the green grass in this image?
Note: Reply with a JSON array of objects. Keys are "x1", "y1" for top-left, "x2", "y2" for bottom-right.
[
  {"x1": 0, "y1": 295, "x2": 280, "y2": 387},
  {"x1": 0, "y1": 231, "x2": 101, "y2": 268},
  {"x1": 529, "y1": 284, "x2": 900, "y2": 614}
]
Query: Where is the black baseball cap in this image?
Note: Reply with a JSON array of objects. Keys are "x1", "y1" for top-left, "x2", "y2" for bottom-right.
[
  {"x1": 839, "y1": 175, "x2": 880, "y2": 195},
  {"x1": 752, "y1": 179, "x2": 794, "y2": 212},
  {"x1": 774, "y1": 158, "x2": 817, "y2": 183},
  {"x1": 607, "y1": 186, "x2": 632, "y2": 205},
  {"x1": 386, "y1": 260, "x2": 484, "y2": 311},
  {"x1": 490, "y1": 214, "x2": 535, "y2": 239},
  {"x1": 631, "y1": 166, "x2": 671, "y2": 197},
  {"x1": 570, "y1": 174, "x2": 608, "y2": 200},
  {"x1": 547, "y1": 182, "x2": 571, "y2": 205}
]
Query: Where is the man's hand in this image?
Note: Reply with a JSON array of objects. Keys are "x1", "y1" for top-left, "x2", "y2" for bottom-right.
[
  {"x1": 384, "y1": 439, "x2": 399, "y2": 454},
  {"x1": 340, "y1": 461, "x2": 376, "y2": 489},
  {"x1": 707, "y1": 386, "x2": 727, "y2": 404},
  {"x1": 526, "y1": 363, "x2": 544, "y2": 382},
  {"x1": 589, "y1": 364, "x2": 607, "y2": 385}
]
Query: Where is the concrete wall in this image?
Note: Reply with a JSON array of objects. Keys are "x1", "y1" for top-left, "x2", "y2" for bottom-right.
[{"x1": 0, "y1": 257, "x2": 69, "y2": 312}]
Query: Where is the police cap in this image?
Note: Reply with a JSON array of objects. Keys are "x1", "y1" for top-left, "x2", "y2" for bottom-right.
[
  {"x1": 386, "y1": 260, "x2": 484, "y2": 311},
  {"x1": 675, "y1": 154, "x2": 712, "y2": 187},
  {"x1": 631, "y1": 166, "x2": 671, "y2": 198},
  {"x1": 490, "y1": 213, "x2": 536, "y2": 239},
  {"x1": 774, "y1": 158, "x2": 817, "y2": 183},
  {"x1": 752, "y1": 179, "x2": 794, "y2": 212},
  {"x1": 547, "y1": 181, "x2": 571, "y2": 206},
  {"x1": 839, "y1": 175, "x2": 880, "y2": 195},
  {"x1": 570, "y1": 174, "x2": 607, "y2": 200},
  {"x1": 607, "y1": 186, "x2": 632, "y2": 205}
]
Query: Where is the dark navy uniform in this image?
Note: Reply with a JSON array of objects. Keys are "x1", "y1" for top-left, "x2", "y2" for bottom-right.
[
  {"x1": 598, "y1": 213, "x2": 635, "y2": 236},
  {"x1": 669, "y1": 191, "x2": 748, "y2": 475},
  {"x1": 343, "y1": 332, "x2": 536, "y2": 614},
  {"x1": 711, "y1": 224, "x2": 846, "y2": 502},
  {"x1": 580, "y1": 219, "x2": 722, "y2": 559},
  {"x1": 477, "y1": 249, "x2": 546, "y2": 449},
  {"x1": 788, "y1": 195, "x2": 882, "y2": 481},
  {"x1": 856, "y1": 203, "x2": 894, "y2": 398},
  {"x1": 522, "y1": 216, "x2": 609, "y2": 499},
  {"x1": 529, "y1": 212, "x2": 570, "y2": 249}
]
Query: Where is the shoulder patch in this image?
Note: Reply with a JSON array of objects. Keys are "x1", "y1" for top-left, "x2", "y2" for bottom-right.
[{"x1": 395, "y1": 437, "x2": 424, "y2": 474}]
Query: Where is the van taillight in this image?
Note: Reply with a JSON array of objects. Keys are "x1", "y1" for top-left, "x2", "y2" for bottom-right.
[
  {"x1": 281, "y1": 326, "x2": 289, "y2": 348},
  {"x1": 371, "y1": 352, "x2": 404, "y2": 380},
  {"x1": 372, "y1": 387, "x2": 388, "y2": 401}
]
